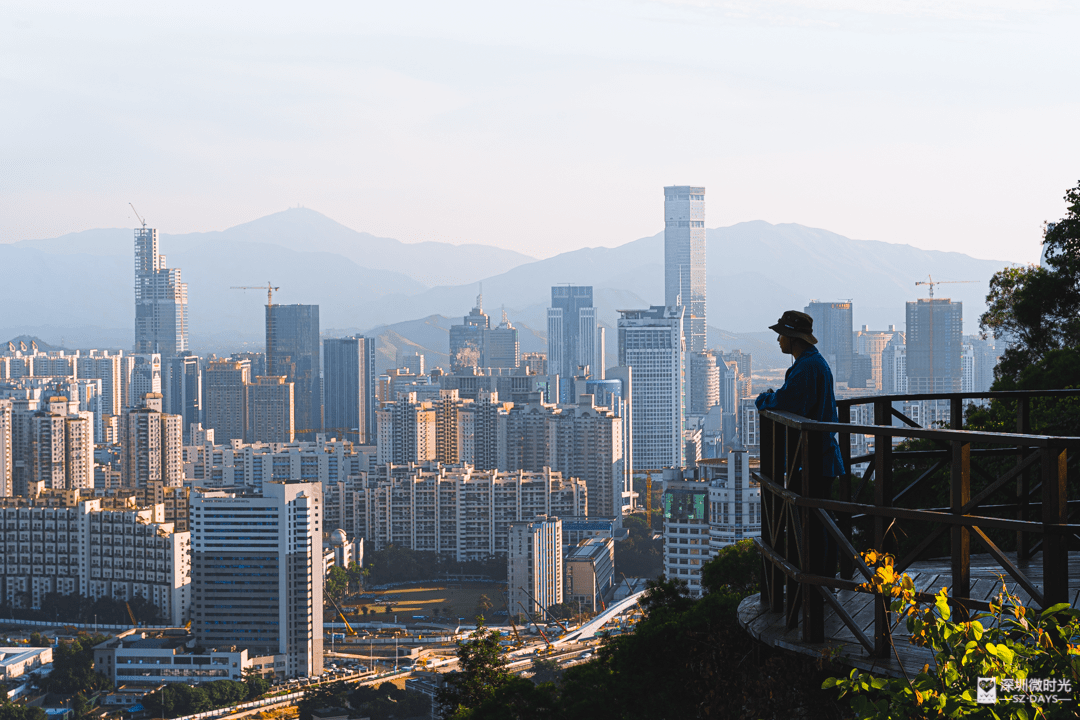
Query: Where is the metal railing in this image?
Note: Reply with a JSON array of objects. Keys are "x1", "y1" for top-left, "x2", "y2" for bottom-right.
[{"x1": 754, "y1": 389, "x2": 1080, "y2": 657}]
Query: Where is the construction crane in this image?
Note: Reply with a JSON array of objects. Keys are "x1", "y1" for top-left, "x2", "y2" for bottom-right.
[
  {"x1": 914, "y1": 275, "x2": 977, "y2": 299},
  {"x1": 126, "y1": 602, "x2": 137, "y2": 627},
  {"x1": 231, "y1": 283, "x2": 280, "y2": 371},
  {"x1": 129, "y1": 203, "x2": 147, "y2": 229},
  {"x1": 505, "y1": 601, "x2": 525, "y2": 648},
  {"x1": 518, "y1": 586, "x2": 569, "y2": 633},
  {"x1": 327, "y1": 594, "x2": 358, "y2": 636},
  {"x1": 516, "y1": 601, "x2": 552, "y2": 649},
  {"x1": 635, "y1": 470, "x2": 665, "y2": 531}
]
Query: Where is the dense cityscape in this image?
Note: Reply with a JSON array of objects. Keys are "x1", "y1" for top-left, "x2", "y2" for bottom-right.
[{"x1": 4, "y1": 3, "x2": 1079, "y2": 719}]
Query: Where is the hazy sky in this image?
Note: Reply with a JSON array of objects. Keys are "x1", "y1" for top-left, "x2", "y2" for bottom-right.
[{"x1": 3, "y1": 0, "x2": 1078, "y2": 262}]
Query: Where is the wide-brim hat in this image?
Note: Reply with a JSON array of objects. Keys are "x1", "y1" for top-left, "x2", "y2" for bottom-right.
[{"x1": 769, "y1": 310, "x2": 818, "y2": 345}]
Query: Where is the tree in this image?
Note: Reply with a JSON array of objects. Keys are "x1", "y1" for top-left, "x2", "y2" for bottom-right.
[
  {"x1": 28, "y1": 632, "x2": 50, "y2": 647},
  {"x1": 325, "y1": 565, "x2": 348, "y2": 601},
  {"x1": 436, "y1": 624, "x2": 511, "y2": 719},
  {"x1": 613, "y1": 514, "x2": 663, "y2": 579},
  {"x1": 700, "y1": 538, "x2": 760, "y2": 596},
  {"x1": 40, "y1": 634, "x2": 110, "y2": 695},
  {"x1": 981, "y1": 180, "x2": 1080, "y2": 388},
  {"x1": 0, "y1": 704, "x2": 47, "y2": 720},
  {"x1": 474, "y1": 594, "x2": 493, "y2": 620}
]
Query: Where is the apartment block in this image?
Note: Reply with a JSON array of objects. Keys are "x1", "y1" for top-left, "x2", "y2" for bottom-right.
[
  {"x1": 376, "y1": 393, "x2": 436, "y2": 465},
  {"x1": 204, "y1": 360, "x2": 249, "y2": 444},
  {"x1": 0, "y1": 491, "x2": 190, "y2": 624},
  {"x1": 184, "y1": 437, "x2": 367, "y2": 493},
  {"x1": 246, "y1": 376, "x2": 295, "y2": 444},
  {"x1": 120, "y1": 394, "x2": 183, "y2": 489},
  {"x1": 325, "y1": 463, "x2": 586, "y2": 561}
]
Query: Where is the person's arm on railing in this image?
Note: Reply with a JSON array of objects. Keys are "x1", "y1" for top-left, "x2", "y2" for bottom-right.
[{"x1": 755, "y1": 361, "x2": 819, "y2": 419}]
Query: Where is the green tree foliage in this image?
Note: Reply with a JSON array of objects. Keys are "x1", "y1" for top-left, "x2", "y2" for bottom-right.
[
  {"x1": 613, "y1": 514, "x2": 662, "y2": 579},
  {"x1": 436, "y1": 542, "x2": 843, "y2": 719},
  {"x1": 699, "y1": 538, "x2": 761, "y2": 596},
  {"x1": 437, "y1": 624, "x2": 512, "y2": 718},
  {"x1": 145, "y1": 678, "x2": 266, "y2": 719},
  {"x1": 40, "y1": 634, "x2": 110, "y2": 695},
  {"x1": 365, "y1": 545, "x2": 507, "y2": 586},
  {"x1": 826, "y1": 551, "x2": 1080, "y2": 718},
  {"x1": 346, "y1": 562, "x2": 367, "y2": 595},
  {"x1": 974, "y1": 179, "x2": 1080, "y2": 434},
  {"x1": 0, "y1": 703, "x2": 47, "y2": 720},
  {"x1": 474, "y1": 595, "x2": 494, "y2": 621},
  {"x1": 297, "y1": 682, "x2": 350, "y2": 720},
  {"x1": 28, "y1": 632, "x2": 50, "y2": 647},
  {"x1": 0, "y1": 593, "x2": 163, "y2": 626},
  {"x1": 326, "y1": 565, "x2": 349, "y2": 600},
  {"x1": 349, "y1": 682, "x2": 432, "y2": 720}
]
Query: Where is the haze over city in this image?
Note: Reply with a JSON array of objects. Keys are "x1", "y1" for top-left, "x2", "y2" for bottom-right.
[{"x1": 4, "y1": 1, "x2": 1079, "y2": 262}]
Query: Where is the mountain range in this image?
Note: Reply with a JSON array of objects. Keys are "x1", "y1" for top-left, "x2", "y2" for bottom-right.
[{"x1": 0, "y1": 208, "x2": 1014, "y2": 369}]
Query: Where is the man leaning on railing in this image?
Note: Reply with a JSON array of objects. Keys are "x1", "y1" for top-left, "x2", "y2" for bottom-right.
[{"x1": 755, "y1": 310, "x2": 846, "y2": 576}]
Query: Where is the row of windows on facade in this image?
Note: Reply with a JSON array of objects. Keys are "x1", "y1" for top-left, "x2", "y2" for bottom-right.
[{"x1": 664, "y1": 220, "x2": 705, "y2": 227}]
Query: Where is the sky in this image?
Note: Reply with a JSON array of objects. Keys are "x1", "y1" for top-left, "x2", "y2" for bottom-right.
[{"x1": 2, "y1": 0, "x2": 1078, "y2": 262}]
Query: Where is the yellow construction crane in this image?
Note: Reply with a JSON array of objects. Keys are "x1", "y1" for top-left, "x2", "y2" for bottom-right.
[
  {"x1": 231, "y1": 283, "x2": 280, "y2": 371},
  {"x1": 635, "y1": 470, "x2": 665, "y2": 530},
  {"x1": 327, "y1": 594, "x2": 358, "y2": 636},
  {"x1": 914, "y1": 275, "x2": 977, "y2": 299},
  {"x1": 126, "y1": 602, "x2": 137, "y2": 627}
]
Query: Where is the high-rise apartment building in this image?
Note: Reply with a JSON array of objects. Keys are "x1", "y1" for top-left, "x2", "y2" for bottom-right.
[
  {"x1": 164, "y1": 353, "x2": 202, "y2": 443},
  {"x1": 688, "y1": 351, "x2": 720, "y2": 416},
  {"x1": 853, "y1": 325, "x2": 903, "y2": 391},
  {"x1": 906, "y1": 299, "x2": 963, "y2": 393},
  {"x1": 881, "y1": 336, "x2": 907, "y2": 395},
  {"x1": 663, "y1": 186, "x2": 707, "y2": 357},
  {"x1": 618, "y1": 306, "x2": 684, "y2": 470},
  {"x1": 507, "y1": 515, "x2": 563, "y2": 618},
  {"x1": 0, "y1": 400, "x2": 11, "y2": 496},
  {"x1": 28, "y1": 396, "x2": 94, "y2": 495},
  {"x1": 376, "y1": 393, "x2": 436, "y2": 465},
  {"x1": 326, "y1": 464, "x2": 586, "y2": 561},
  {"x1": 266, "y1": 304, "x2": 321, "y2": 437},
  {"x1": 76, "y1": 352, "x2": 123, "y2": 418},
  {"x1": 191, "y1": 482, "x2": 323, "y2": 679},
  {"x1": 120, "y1": 393, "x2": 183, "y2": 489},
  {"x1": 129, "y1": 354, "x2": 162, "y2": 407},
  {"x1": 134, "y1": 226, "x2": 188, "y2": 357},
  {"x1": 245, "y1": 376, "x2": 295, "y2": 444},
  {"x1": 204, "y1": 360, "x2": 249, "y2": 444},
  {"x1": 323, "y1": 336, "x2": 377, "y2": 444},
  {"x1": 548, "y1": 286, "x2": 600, "y2": 401},
  {"x1": 805, "y1": 301, "x2": 853, "y2": 384},
  {"x1": 0, "y1": 491, "x2": 190, "y2": 623}
]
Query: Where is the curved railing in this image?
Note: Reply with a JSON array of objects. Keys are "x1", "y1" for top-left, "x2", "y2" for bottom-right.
[{"x1": 754, "y1": 389, "x2": 1080, "y2": 657}]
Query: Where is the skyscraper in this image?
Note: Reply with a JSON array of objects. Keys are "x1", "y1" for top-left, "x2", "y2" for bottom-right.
[
  {"x1": 245, "y1": 376, "x2": 295, "y2": 443},
  {"x1": 163, "y1": 352, "x2": 202, "y2": 443},
  {"x1": 547, "y1": 285, "x2": 599, "y2": 402},
  {"x1": 664, "y1": 187, "x2": 706, "y2": 356},
  {"x1": 449, "y1": 290, "x2": 490, "y2": 371},
  {"x1": 267, "y1": 304, "x2": 321, "y2": 437},
  {"x1": 618, "y1": 306, "x2": 684, "y2": 470},
  {"x1": 507, "y1": 515, "x2": 563, "y2": 618},
  {"x1": 120, "y1": 393, "x2": 183, "y2": 489},
  {"x1": 324, "y1": 336, "x2": 377, "y2": 444},
  {"x1": 134, "y1": 226, "x2": 189, "y2": 357},
  {"x1": 906, "y1": 298, "x2": 963, "y2": 393},
  {"x1": 191, "y1": 482, "x2": 323, "y2": 679},
  {"x1": 805, "y1": 301, "x2": 854, "y2": 383}
]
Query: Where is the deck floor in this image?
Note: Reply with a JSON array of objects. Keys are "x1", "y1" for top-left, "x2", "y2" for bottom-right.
[{"x1": 738, "y1": 551, "x2": 1080, "y2": 678}]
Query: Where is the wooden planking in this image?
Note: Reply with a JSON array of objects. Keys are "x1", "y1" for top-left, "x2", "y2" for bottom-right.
[{"x1": 740, "y1": 550, "x2": 1080, "y2": 679}]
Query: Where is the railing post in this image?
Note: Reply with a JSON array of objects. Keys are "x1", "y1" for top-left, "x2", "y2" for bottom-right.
[
  {"x1": 872, "y1": 398, "x2": 892, "y2": 656},
  {"x1": 801, "y1": 429, "x2": 825, "y2": 642},
  {"x1": 1016, "y1": 396, "x2": 1031, "y2": 563},
  {"x1": 1042, "y1": 446, "x2": 1069, "y2": 608},
  {"x1": 759, "y1": 414, "x2": 783, "y2": 613},
  {"x1": 838, "y1": 403, "x2": 853, "y2": 580},
  {"x1": 950, "y1": 395, "x2": 964, "y2": 430},
  {"x1": 951, "y1": 441, "x2": 971, "y2": 619},
  {"x1": 784, "y1": 424, "x2": 802, "y2": 629}
]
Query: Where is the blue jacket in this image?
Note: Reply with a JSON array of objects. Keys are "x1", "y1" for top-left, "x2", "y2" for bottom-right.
[{"x1": 754, "y1": 345, "x2": 846, "y2": 478}]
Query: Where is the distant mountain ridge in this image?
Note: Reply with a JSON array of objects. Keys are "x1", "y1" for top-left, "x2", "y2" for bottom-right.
[{"x1": 0, "y1": 210, "x2": 1013, "y2": 367}]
